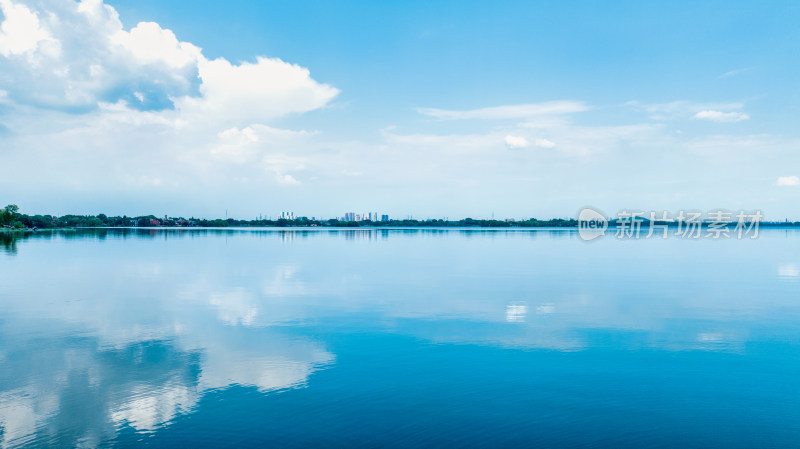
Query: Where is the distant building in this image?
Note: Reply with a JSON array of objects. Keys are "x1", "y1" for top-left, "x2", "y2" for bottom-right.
[
  {"x1": 344, "y1": 212, "x2": 356, "y2": 222},
  {"x1": 381, "y1": 214, "x2": 389, "y2": 222},
  {"x1": 280, "y1": 211, "x2": 295, "y2": 220}
]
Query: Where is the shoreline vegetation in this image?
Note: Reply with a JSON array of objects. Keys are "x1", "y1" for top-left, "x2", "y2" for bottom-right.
[
  {"x1": 2, "y1": 204, "x2": 800, "y2": 231},
  {"x1": 0, "y1": 203, "x2": 584, "y2": 230}
]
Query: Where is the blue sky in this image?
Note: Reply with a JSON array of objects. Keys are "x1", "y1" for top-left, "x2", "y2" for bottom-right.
[{"x1": 0, "y1": 0, "x2": 798, "y2": 219}]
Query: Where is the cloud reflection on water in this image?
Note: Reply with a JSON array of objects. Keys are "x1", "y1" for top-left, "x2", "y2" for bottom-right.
[{"x1": 1, "y1": 228, "x2": 800, "y2": 446}]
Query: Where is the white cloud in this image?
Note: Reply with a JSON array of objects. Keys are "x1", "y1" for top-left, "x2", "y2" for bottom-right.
[
  {"x1": 178, "y1": 56, "x2": 339, "y2": 125},
  {"x1": 376, "y1": 121, "x2": 660, "y2": 192},
  {"x1": 0, "y1": 0, "x2": 341, "y2": 207},
  {"x1": 417, "y1": 101, "x2": 587, "y2": 120},
  {"x1": 776, "y1": 176, "x2": 800, "y2": 187},
  {"x1": 0, "y1": 0, "x2": 337, "y2": 116},
  {"x1": 0, "y1": 0, "x2": 54, "y2": 56},
  {"x1": 504, "y1": 135, "x2": 529, "y2": 149},
  {"x1": 0, "y1": 0, "x2": 196, "y2": 109},
  {"x1": 278, "y1": 174, "x2": 300, "y2": 185},
  {"x1": 693, "y1": 110, "x2": 750, "y2": 123},
  {"x1": 111, "y1": 21, "x2": 200, "y2": 69},
  {"x1": 504, "y1": 135, "x2": 556, "y2": 149},
  {"x1": 629, "y1": 100, "x2": 748, "y2": 122},
  {"x1": 218, "y1": 126, "x2": 260, "y2": 144}
]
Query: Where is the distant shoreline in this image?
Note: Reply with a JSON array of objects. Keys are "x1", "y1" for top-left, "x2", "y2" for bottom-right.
[
  {"x1": 5, "y1": 223, "x2": 800, "y2": 233},
  {"x1": 3, "y1": 204, "x2": 800, "y2": 231}
]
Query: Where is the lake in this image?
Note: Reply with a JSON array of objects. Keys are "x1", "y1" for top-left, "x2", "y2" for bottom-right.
[{"x1": 1, "y1": 228, "x2": 800, "y2": 447}]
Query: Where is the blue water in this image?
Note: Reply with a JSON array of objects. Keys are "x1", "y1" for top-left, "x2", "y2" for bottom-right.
[{"x1": 1, "y1": 228, "x2": 800, "y2": 447}]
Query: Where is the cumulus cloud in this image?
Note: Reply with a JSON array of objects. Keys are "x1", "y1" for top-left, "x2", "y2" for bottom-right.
[
  {"x1": 111, "y1": 21, "x2": 200, "y2": 69},
  {"x1": 417, "y1": 101, "x2": 587, "y2": 120},
  {"x1": 0, "y1": 0, "x2": 198, "y2": 110},
  {"x1": 0, "y1": 0, "x2": 342, "y2": 211},
  {"x1": 776, "y1": 176, "x2": 800, "y2": 187},
  {"x1": 178, "y1": 56, "x2": 339, "y2": 124},
  {"x1": 0, "y1": 0, "x2": 53, "y2": 56},
  {"x1": 0, "y1": 0, "x2": 338, "y2": 115},
  {"x1": 693, "y1": 110, "x2": 750, "y2": 123}
]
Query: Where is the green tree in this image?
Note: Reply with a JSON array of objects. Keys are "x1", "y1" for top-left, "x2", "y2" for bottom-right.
[{"x1": 1, "y1": 204, "x2": 19, "y2": 226}]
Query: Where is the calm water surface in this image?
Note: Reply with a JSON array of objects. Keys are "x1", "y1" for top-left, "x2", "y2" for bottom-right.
[{"x1": 1, "y1": 228, "x2": 800, "y2": 447}]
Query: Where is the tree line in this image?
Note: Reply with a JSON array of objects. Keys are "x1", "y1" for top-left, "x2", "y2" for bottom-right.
[{"x1": 1, "y1": 204, "x2": 579, "y2": 229}]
